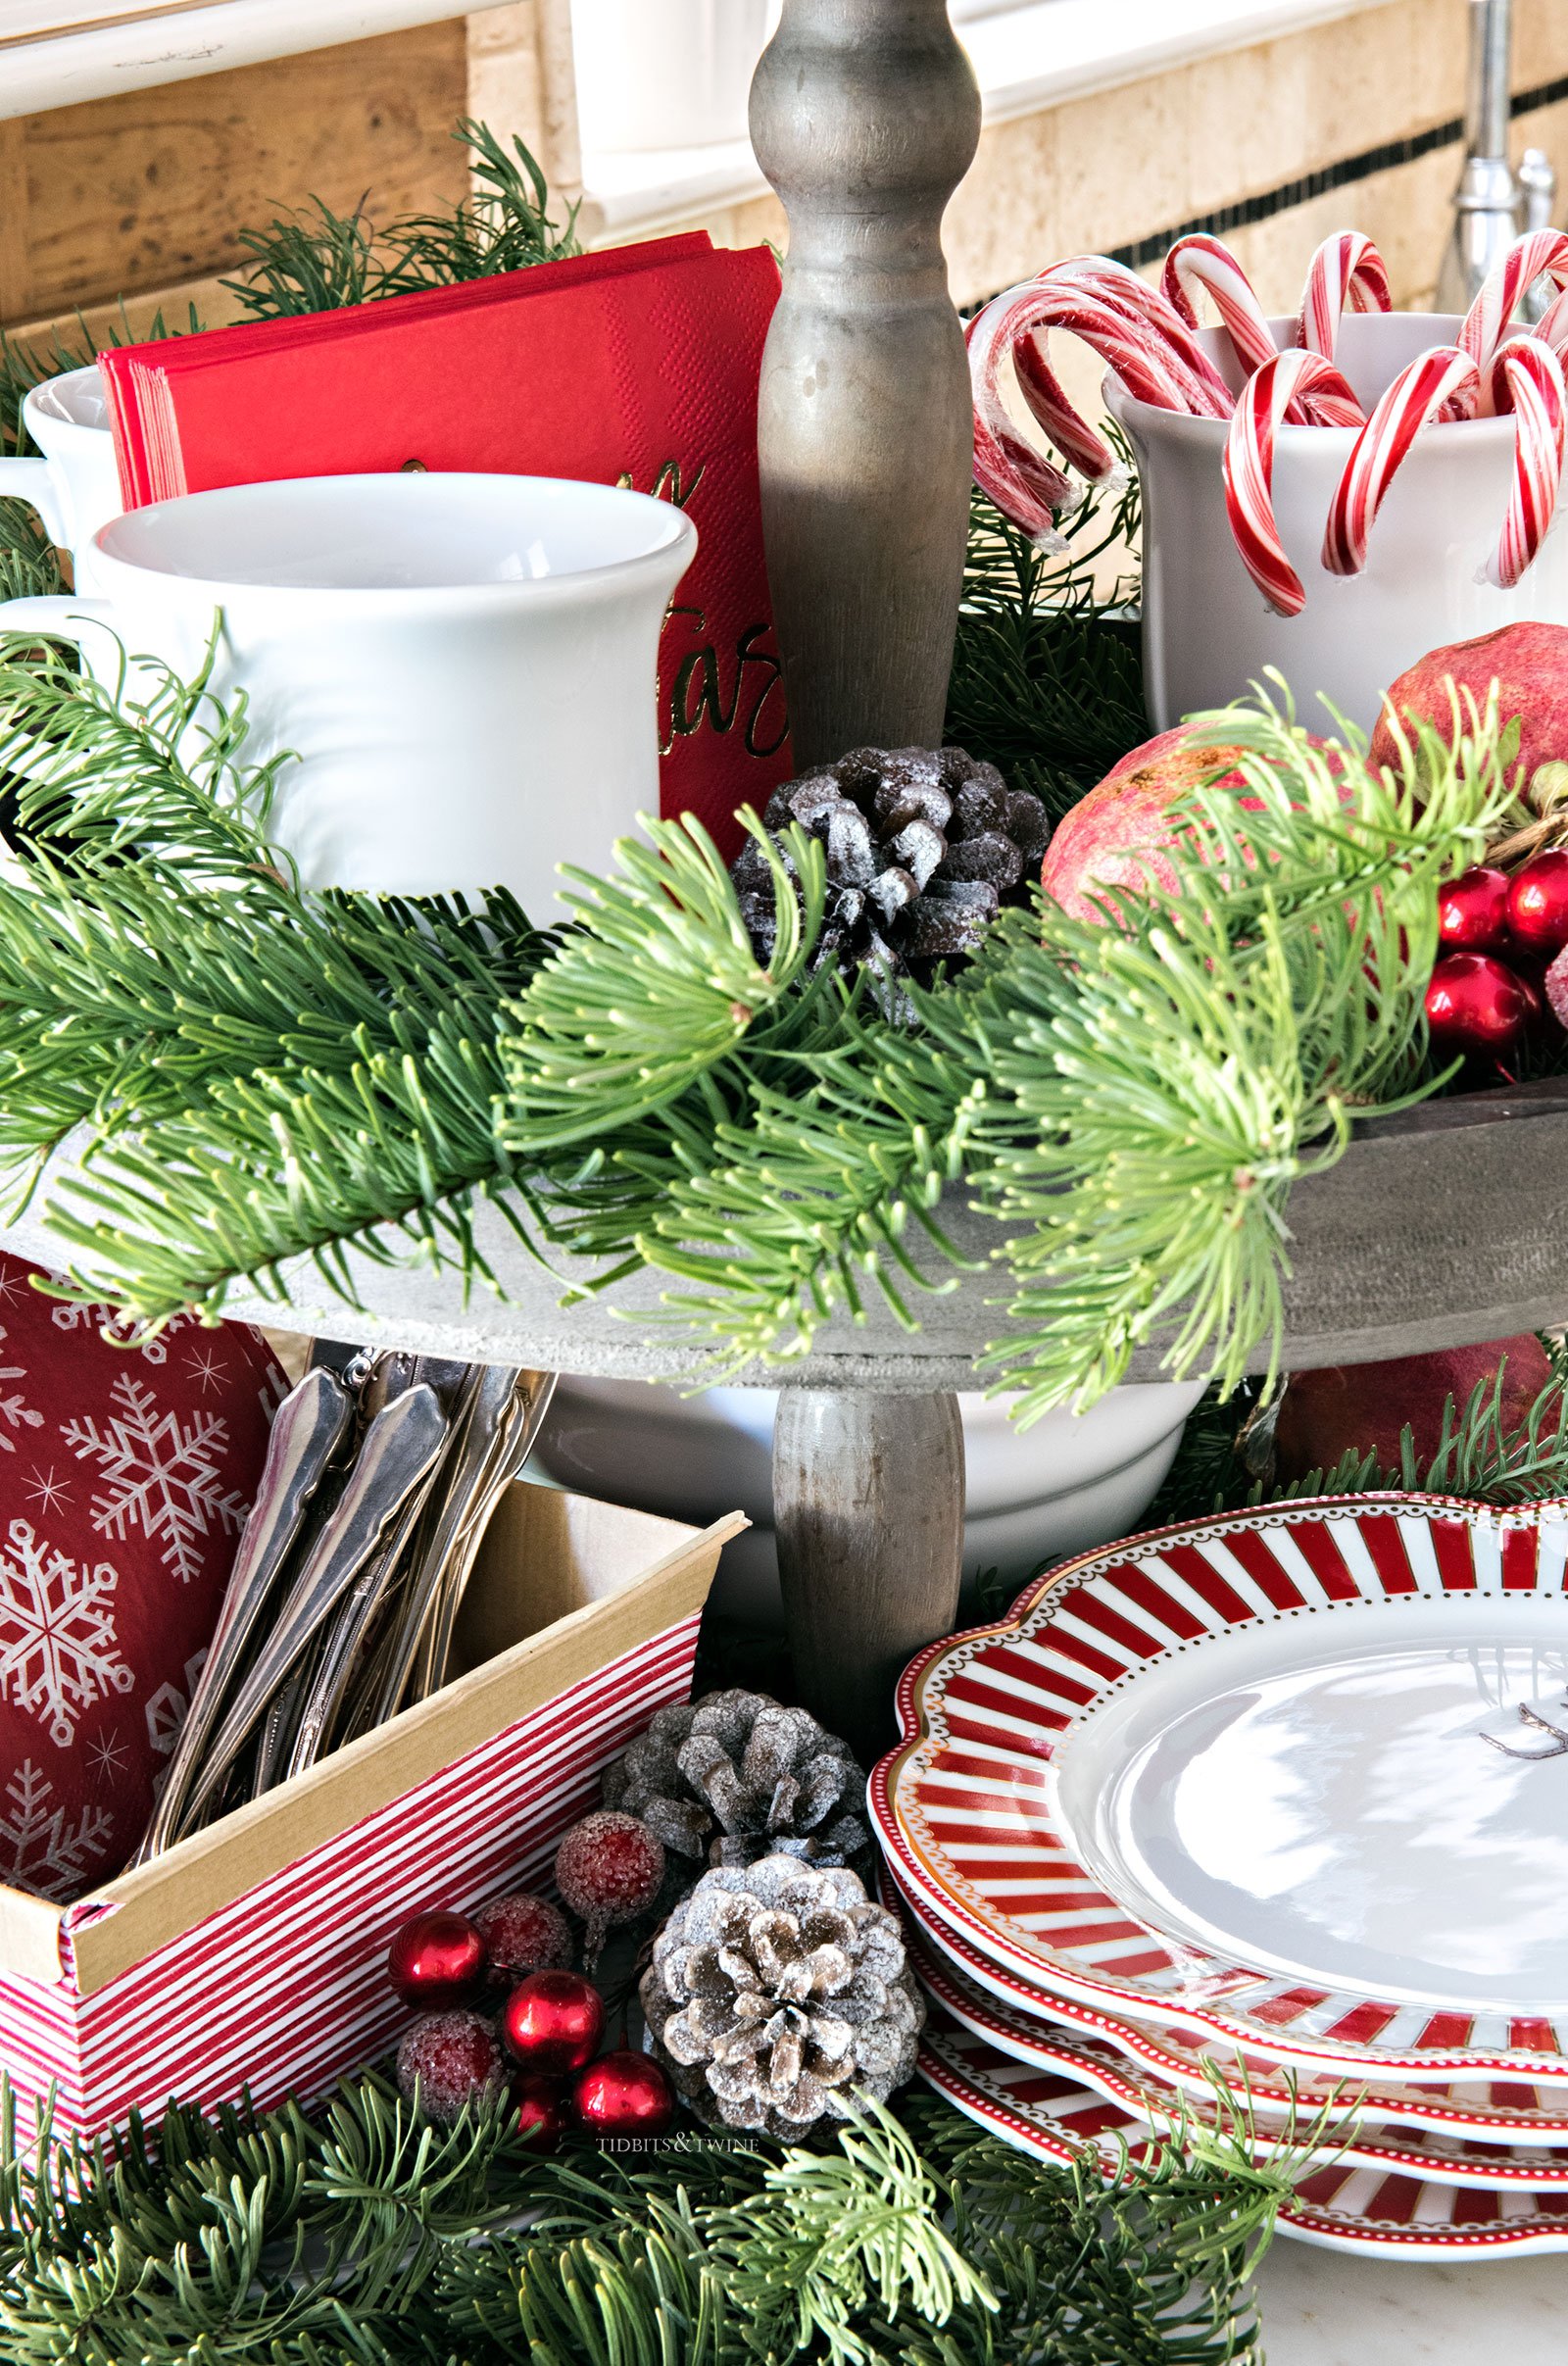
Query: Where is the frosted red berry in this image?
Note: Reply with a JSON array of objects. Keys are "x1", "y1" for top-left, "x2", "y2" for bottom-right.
[
  {"x1": 396, "y1": 2009, "x2": 505, "y2": 2125},
  {"x1": 514, "y1": 2073, "x2": 571, "y2": 2150},
  {"x1": 387, "y1": 1909, "x2": 486, "y2": 2008},
  {"x1": 501, "y1": 1968, "x2": 605, "y2": 2075},
  {"x1": 1426, "y1": 951, "x2": 1540, "y2": 1057},
  {"x1": 1507, "y1": 849, "x2": 1568, "y2": 956},
  {"x1": 554, "y1": 1810, "x2": 664, "y2": 1968},
  {"x1": 1548, "y1": 943, "x2": 1568, "y2": 1030},
  {"x1": 1436, "y1": 864, "x2": 1511, "y2": 953},
  {"x1": 571, "y1": 2048, "x2": 676, "y2": 2141},
  {"x1": 473, "y1": 1893, "x2": 573, "y2": 1987}
]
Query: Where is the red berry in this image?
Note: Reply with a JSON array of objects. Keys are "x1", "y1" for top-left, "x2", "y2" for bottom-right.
[
  {"x1": 1507, "y1": 849, "x2": 1568, "y2": 955},
  {"x1": 1437, "y1": 864, "x2": 1511, "y2": 952},
  {"x1": 513, "y1": 2073, "x2": 570, "y2": 2150},
  {"x1": 571, "y1": 2048, "x2": 676, "y2": 2141},
  {"x1": 473, "y1": 1893, "x2": 573, "y2": 1988},
  {"x1": 387, "y1": 1909, "x2": 486, "y2": 2008},
  {"x1": 501, "y1": 1969, "x2": 605, "y2": 2074},
  {"x1": 1426, "y1": 951, "x2": 1540, "y2": 1057},
  {"x1": 396, "y1": 2009, "x2": 505, "y2": 2125},
  {"x1": 554, "y1": 1811, "x2": 664, "y2": 1969}
]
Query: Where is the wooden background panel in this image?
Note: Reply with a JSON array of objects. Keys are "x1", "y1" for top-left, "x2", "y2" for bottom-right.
[{"x1": 0, "y1": 20, "x2": 470, "y2": 330}]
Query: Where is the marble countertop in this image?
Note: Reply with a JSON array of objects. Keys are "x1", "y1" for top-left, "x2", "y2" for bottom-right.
[{"x1": 1256, "y1": 2243, "x2": 1564, "y2": 2361}]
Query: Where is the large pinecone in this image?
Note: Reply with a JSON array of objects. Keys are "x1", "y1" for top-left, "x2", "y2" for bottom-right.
[
  {"x1": 732, "y1": 745, "x2": 1049, "y2": 985},
  {"x1": 640, "y1": 1855, "x2": 924, "y2": 2138},
  {"x1": 603, "y1": 1689, "x2": 871, "y2": 1895}
]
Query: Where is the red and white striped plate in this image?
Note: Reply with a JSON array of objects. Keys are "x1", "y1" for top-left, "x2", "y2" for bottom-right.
[
  {"x1": 919, "y1": 2012, "x2": 1568, "y2": 2256},
  {"x1": 873, "y1": 1494, "x2": 1568, "y2": 2082},
  {"x1": 902, "y1": 1895, "x2": 1568, "y2": 2189},
  {"x1": 878, "y1": 1855, "x2": 1568, "y2": 2146}
]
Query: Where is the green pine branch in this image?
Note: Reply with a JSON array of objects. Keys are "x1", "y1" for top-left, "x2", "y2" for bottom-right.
[{"x1": 0, "y1": 2075, "x2": 1277, "y2": 2365}]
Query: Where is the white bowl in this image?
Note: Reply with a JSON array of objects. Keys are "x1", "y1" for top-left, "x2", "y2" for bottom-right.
[{"x1": 534, "y1": 1377, "x2": 1204, "y2": 1625}]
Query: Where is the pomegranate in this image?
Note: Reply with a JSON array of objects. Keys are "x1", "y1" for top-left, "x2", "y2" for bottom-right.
[
  {"x1": 1273, "y1": 1335, "x2": 1555, "y2": 1483},
  {"x1": 1369, "y1": 622, "x2": 1568, "y2": 804},
  {"x1": 1041, "y1": 730, "x2": 1252, "y2": 922}
]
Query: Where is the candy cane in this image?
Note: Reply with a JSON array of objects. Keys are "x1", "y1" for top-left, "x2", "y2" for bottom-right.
[
  {"x1": 1042, "y1": 257, "x2": 1234, "y2": 414},
  {"x1": 1484, "y1": 336, "x2": 1567, "y2": 588},
  {"x1": 1322, "y1": 345, "x2": 1480, "y2": 576},
  {"x1": 966, "y1": 295, "x2": 1079, "y2": 545},
  {"x1": 1223, "y1": 350, "x2": 1366, "y2": 614},
  {"x1": 1161, "y1": 234, "x2": 1279, "y2": 379},
  {"x1": 1459, "y1": 229, "x2": 1568, "y2": 412},
  {"x1": 966, "y1": 274, "x2": 1224, "y2": 542},
  {"x1": 1297, "y1": 232, "x2": 1392, "y2": 360}
]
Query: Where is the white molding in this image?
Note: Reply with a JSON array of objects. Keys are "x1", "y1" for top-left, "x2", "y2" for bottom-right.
[{"x1": 0, "y1": 0, "x2": 516, "y2": 120}]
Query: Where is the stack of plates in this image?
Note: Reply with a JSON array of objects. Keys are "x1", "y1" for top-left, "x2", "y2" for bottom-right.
[{"x1": 870, "y1": 1494, "x2": 1568, "y2": 2256}]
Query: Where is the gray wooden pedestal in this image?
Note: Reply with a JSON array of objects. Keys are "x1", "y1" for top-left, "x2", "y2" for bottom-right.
[{"x1": 749, "y1": 0, "x2": 982, "y2": 1750}]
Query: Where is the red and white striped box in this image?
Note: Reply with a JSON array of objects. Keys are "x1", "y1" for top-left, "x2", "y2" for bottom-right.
[{"x1": 0, "y1": 1483, "x2": 741, "y2": 2144}]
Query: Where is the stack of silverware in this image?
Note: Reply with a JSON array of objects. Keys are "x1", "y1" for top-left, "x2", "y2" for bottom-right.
[{"x1": 134, "y1": 1350, "x2": 555, "y2": 1865}]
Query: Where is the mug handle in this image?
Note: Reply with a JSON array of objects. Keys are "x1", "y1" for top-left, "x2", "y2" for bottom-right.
[
  {"x1": 0, "y1": 595, "x2": 113, "y2": 645},
  {"x1": 0, "y1": 459, "x2": 69, "y2": 548}
]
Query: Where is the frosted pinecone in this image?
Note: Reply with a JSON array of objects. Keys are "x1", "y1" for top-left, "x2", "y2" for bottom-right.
[
  {"x1": 603, "y1": 1688, "x2": 871, "y2": 1898},
  {"x1": 640, "y1": 1855, "x2": 923, "y2": 2138},
  {"x1": 731, "y1": 744, "x2": 1049, "y2": 989}
]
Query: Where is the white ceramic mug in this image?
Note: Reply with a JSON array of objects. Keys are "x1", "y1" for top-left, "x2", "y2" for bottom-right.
[
  {"x1": 1105, "y1": 311, "x2": 1568, "y2": 735},
  {"x1": 0, "y1": 471, "x2": 697, "y2": 913},
  {"x1": 0, "y1": 364, "x2": 122, "y2": 591}
]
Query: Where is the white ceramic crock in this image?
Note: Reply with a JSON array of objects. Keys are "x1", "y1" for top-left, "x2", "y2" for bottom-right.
[
  {"x1": 534, "y1": 1377, "x2": 1205, "y2": 1627},
  {"x1": 1106, "y1": 311, "x2": 1568, "y2": 736},
  {"x1": 0, "y1": 364, "x2": 122, "y2": 592},
  {"x1": 0, "y1": 470, "x2": 697, "y2": 914}
]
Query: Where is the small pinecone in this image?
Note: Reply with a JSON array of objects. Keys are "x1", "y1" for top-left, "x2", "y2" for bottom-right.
[
  {"x1": 603, "y1": 1688, "x2": 871, "y2": 1898},
  {"x1": 731, "y1": 745, "x2": 1049, "y2": 986},
  {"x1": 640, "y1": 1855, "x2": 923, "y2": 2138}
]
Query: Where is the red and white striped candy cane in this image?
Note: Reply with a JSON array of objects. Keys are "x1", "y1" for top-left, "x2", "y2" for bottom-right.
[
  {"x1": 1322, "y1": 344, "x2": 1480, "y2": 577},
  {"x1": 1297, "y1": 232, "x2": 1392, "y2": 360},
  {"x1": 966, "y1": 291, "x2": 1079, "y2": 544},
  {"x1": 1484, "y1": 336, "x2": 1568, "y2": 588},
  {"x1": 966, "y1": 272, "x2": 1226, "y2": 542},
  {"x1": 1161, "y1": 234, "x2": 1279, "y2": 379},
  {"x1": 1044, "y1": 257, "x2": 1234, "y2": 413},
  {"x1": 1223, "y1": 350, "x2": 1365, "y2": 615},
  {"x1": 1459, "y1": 229, "x2": 1568, "y2": 412}
]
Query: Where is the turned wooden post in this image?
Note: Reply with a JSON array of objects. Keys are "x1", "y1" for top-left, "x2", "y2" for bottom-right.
[
  {"x1": 750, "y1": 0, "x2": 981, "y2": 762},
  {"x1": 773, "y1": 1390, "x2": 964, "y2": 1764},
  {"x1": 750, "y1": 0, "x2": 979, "y2": 1749}
]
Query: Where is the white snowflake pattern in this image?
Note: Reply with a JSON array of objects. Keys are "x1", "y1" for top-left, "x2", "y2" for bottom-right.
[
  {"x1": 23, "y1": 1465, "x2": 73, "y2": 1515},
  {"x1": 183, "y1": 1342, "x2": 228, "y2": 1395},
  {"x1": 48, "y1": 1292, "x2": 191, "y2": 1364},
  {"x1": 0, "y1": 1760, "x2": 113, "y2": 1899},
  {"x1": 85, "y1": 1728, "x2": 129, "y2": 1783},
  {"x1": 145, "y1": 1649, "x2": 208, "y2": 1758},
  {"x1": 63, "y1": 1374, "x2": 246, "y2": 1586},
  {"x1": 0, "y1": 1519, "x2": 132, "y2": 1748},
  {"x1": 0, "y1": 1322, "x2": 43, "y2": 1457}
]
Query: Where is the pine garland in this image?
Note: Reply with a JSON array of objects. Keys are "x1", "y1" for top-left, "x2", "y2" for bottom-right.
[
  {"x1": 0, "y1": 636, "x2": 1520, "y2": 1410},
  {"x1": 0, "y1": 2076, "x2": 1284, "y2": 2364}
]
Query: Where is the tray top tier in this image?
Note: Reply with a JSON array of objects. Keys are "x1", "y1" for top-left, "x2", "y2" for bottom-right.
[{"x1": 11, "y1": 1081, "x2": 1568, "y2": 1385}]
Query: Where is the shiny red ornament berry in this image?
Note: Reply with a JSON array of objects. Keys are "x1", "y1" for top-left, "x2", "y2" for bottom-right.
[
  {"x1": 387, "y1": 1909, "x2": 486, "y2": 2008},
  {"x1": 554, "y1": 1810, "x2": 665, "y2": 1970},
  {"x1": 1437, "y1": 864, "x2": 1512, "y2": 952},
  {"x1": 513, "y1": 2073, "x2": 571, "y2": 2150},
  {"x1": 1507, "y1": 849, "x2": 1568, "y2": 955},
  {"x1": 396, "y1": 2009, "x2": 505, "y2": 2126},
  {"x1": 571, "y1": 2048, "x2": 676, "y2": 2142},
  {"x1": 1426, "y1": 952, "x2": 1540, "y2": 1057},
  {"x1": 474, "y1": 1893, "x2": 573, "y2": 1989},
  {"x1": 501, "y1": 1969, "x2": 605, "y2": 2074}
]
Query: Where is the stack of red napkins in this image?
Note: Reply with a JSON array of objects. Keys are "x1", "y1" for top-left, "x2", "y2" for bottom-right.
[{"x1": 99, "y1": 231, "x2": 790, "y2": 854}]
